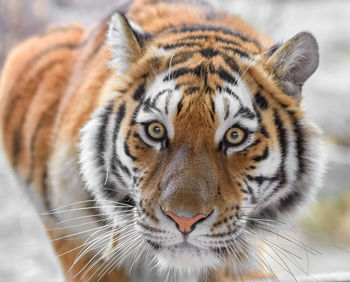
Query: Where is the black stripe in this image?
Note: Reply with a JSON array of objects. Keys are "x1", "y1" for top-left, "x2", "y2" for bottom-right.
[
  {"x1": 273, "y1": 109, "x2": 288, "y2": 187},
  {"x1": 162, "y1": 42, "x2": 201, "y2": 49},
  {"x1": 288, "y1": 112, "x2": 307, "y2": 177},
  {"x1": 168, "y1": 51, "x2": 195, "y2": 67},
  {"x1": 145, "y1": 240, "x2": 161, "y2": 250},
  {"x1": 120, "y1": 195, "x2": 136, "y2": 207},
  {"x1": 96, "y1": 103, "x2": 114, "y2": 167},
  {"x1": 217, "y1": 67, "x2": 237, "y2": 85},
  {"x1": 220, "y1": 53, "x2": 240, "y2": 73},
  {"x1": 11, "y1": 59, "x2": 64, "y2": 168},
  {"x1": 278, "y1": 190, "x2": 302, "y2": 211},
  {"x1": 223, "y1": 98, "x2": 230, "y2": 120},
  {"x1": 124, "y1": 130, "x2": 137, "y2": 162},
  {"x1": 210, "y1": 99, "x2": 216, "y2": 116},
  {"x1": 130, "y1": 102, "x2": 143, "y2": 126},
  {"x1": 247, "y1": 174, "x2": 279, "y2": 185},
  {"x1": 170, "y1": 25, "x2": 260, "y2": 47},
  {"x1": 209, "y1": 109, "x2": 215, "y2": 122},
  {"x1": 133, "y1": 132, "x2": 152, "y2": 148},
  {"x1": 255, "y1": 207, "x2": 277, "y2": 221},
  {"x1": 252, "y1": 103, "x2": 261, "y2": 124},
  {"x1": 223, "y1": 87, "x2": 242, "y2": 104},
  {"x1": 253, "y1": 146, "x2": 269, "y2": 162},
  {"x1": 143, "y1": 97, "x2": 161, "y2": 113},
  {"x1": 214, "y1": 36, "x2": 243, "y2": 47},
  {"x1": 165, "y1": 92, "x2": 171, "y2": 115},
  {"x1": 96, "y1": 103, "x2": 119, "y2": 198},
  {"x1": 251, "y1": 139, "x2": 261, "y2": 147},
  {"x1": 163, "y1": 65, "x2": 202, "y2": 81},
  {"x1": 179, "y1": 35, "x2": 242, "y2": 48},
  {"x1": 260, "y1": 125, "x2": 269, "y2": 138},
  {"x1": 242, "y1": 180, "x2": 257, "y2": 204},
  {"x1": 221, "y1": 46, "x2": 250, "y2": 58},
  {"x1": 26, "y1": 101, "x2": 59, "y2": 184},
  {"x1": 42, "y1": 168, "x2": 55, "y2": 216},
  {"x1": 208, "y1": 62, "x2": 215, "y2": 74},
  {"x1": 273, "y1": 109, "x2": 287, "y2": 164},
  {"x1": 200, "y1": 48, "x2": 219, "y2": 58},
  {"x1": 218, "y1": 140, "x2": 224, "y2": 152},
  {"x1": 153, "y1": 89, "x2": 172, "y2": 105},
  {"x1": 177, "y1": 99, "x2": 183, "y2": 115},
  {"x1": 267, "y1": 43, "x2": 281, "y2": 57},
  {"x1": 133, "y1": 83, "x2": 145, "y2": 101},
  {"x1": 111, "y1": 103, "x2": 131, "y2": 182},
  {"x1": 254, "y1": 91, "x2": 269, "y2": 110},
  {"x1": 11, "y1": 115, "x2": 24, "y2": 168},
  {"x1": 184, "y1": 86, "x2": 199, "y2": 95},
  {"x1": 235, "y1": 107, "x2": 256, "y2": 120}
]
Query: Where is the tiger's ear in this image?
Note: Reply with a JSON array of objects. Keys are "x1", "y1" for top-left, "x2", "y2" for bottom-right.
[
  {"x1": 266, "y1": 32, "x2": 319, "y2": 98},
  {"x1": 107, "y1": 13, "x2": 149, "y2": 73}
]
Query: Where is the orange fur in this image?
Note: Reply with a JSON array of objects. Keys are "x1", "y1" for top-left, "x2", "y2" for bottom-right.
[{"x1": 0, "y1": 0, "x2": 320, "y2": 281}]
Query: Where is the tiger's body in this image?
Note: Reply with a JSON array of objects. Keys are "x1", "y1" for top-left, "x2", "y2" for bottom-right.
[{"x1": 0, "y1": 0, "x2": 325, "y2": 281}]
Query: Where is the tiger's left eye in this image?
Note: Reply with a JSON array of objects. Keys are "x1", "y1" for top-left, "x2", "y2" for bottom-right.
[
  {"x1": 225, "y1": 127, "x2": 247, "y2": 146},
  {"x1": 146, "y1": 122, "x2": 166, "y2": 141}
]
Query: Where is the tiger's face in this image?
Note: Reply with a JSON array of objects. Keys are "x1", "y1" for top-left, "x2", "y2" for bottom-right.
[{"x1": 79, "y1": 14, "x2": 325, "y2": 275}]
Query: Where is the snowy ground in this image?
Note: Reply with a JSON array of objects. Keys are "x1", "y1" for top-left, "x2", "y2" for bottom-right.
[{"x1": 0, "y1": 0, "x2": 350, "y2": 281}]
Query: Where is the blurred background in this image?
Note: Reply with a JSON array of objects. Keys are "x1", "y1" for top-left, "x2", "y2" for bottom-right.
[{"x1": 0, "y1": 0, "x2": 349, "y2": 281}]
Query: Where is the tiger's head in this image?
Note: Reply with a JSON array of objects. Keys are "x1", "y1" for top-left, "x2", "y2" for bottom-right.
[{"x1": 79, "y1": 13, "x2": 325, "y2": 276}]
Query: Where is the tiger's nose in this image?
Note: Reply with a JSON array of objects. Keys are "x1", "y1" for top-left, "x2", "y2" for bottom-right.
[{"x1": 163, "y1": 210, "x2": 211, "y2": 235}]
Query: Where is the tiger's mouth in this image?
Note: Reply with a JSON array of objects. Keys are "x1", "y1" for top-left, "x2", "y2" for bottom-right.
[
  {"x1": 132, "y1": 206, "x2": 250, "y2": 270},
  {"x1": 138, "y1": 224, "x2": 243, "y2": 270}
]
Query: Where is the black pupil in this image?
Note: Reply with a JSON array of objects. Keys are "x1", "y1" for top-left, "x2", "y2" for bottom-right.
[
  {"x1": 153, "y1": 125, "x2": 161, "y2": 135},
  {"x1": 231, "y1": 131, "x2": 239, "y2": 139}
]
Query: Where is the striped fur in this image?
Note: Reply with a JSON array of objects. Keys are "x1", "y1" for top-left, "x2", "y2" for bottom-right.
[{"x1": 0, "y1": 0, "x2": 325, "y2": 281}]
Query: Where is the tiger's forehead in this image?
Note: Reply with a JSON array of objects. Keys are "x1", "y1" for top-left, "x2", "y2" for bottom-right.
[
  {"x1": 134, "y1": 28, "x2": 261, "y2": 140},
  {"x1": 135, "y1": 64, "x2": 259, "y2": 142},
  {"x1": 153, "y1": 25, "x2": 262, "y2": 58}
]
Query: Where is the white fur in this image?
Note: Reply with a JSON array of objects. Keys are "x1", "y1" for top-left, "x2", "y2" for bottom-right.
[
  {"x1": 214, "y1": 80, "x2": 259, "y2": 154},
  {"x1": 107, "y1": 14, "x2": 144, "y2": 73},
  {"x1": 135, "y1": 71, "x2": 182, "y2": 143}
]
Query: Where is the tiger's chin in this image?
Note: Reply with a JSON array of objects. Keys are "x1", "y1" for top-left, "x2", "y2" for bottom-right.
[{"x1": 154, "y1": 242, "x2": 221, "y2": 272}]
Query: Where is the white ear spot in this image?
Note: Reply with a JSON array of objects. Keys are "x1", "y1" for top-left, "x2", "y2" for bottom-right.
[{"x1": 106, "y1": 13, "x2": 144, "y2": 73}]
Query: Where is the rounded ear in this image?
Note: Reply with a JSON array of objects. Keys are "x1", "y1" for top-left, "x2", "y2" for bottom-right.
[
  {"x1": 107, "y1": 13, "x2": 151, "y2": 73},
  {"x1": 266, "y1": 32, "x2": 319, "y2": 98}
]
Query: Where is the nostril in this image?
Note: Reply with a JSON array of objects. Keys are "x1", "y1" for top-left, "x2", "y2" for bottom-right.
[{"x1": 162, "y1": 209, "x2": 212, "y2": 234}]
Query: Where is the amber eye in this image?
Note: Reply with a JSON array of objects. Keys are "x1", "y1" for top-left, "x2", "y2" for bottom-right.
[
  {"x1": 225, "y1": 127, "x2": 247, "y2": 146},
  {"x1": 147, "y1": 122, "x2": 166, "y2": 141}
]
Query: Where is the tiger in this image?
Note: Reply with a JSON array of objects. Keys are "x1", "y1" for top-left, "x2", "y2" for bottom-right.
[{"x1": 0, "y1": 0, "x2": 326, "y2": 281}]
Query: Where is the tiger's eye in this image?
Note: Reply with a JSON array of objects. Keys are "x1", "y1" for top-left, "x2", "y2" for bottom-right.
[
  {"x1": 225, "y1": 127, "x2": 246, "y2": 145},
  {"x1": 147, "y1": 122, "x2": 165, "y2": 140}
]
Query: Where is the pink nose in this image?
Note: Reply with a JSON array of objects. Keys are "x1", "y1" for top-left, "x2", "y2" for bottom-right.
[{"x1": 164, "y1": 210, "x2": 209, "y2": 234}]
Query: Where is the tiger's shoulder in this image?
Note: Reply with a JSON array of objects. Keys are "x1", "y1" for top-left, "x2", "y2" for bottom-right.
[{"x1": 0, "y1": 21, "x2": 111, "y2": 186}]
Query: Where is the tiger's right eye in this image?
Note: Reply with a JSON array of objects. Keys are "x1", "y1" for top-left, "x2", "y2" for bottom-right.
[
  {"x1": 225, "y1": 127, "x2": 247, "y2": 146},
  {"x1": 146, "y1": 122, "x2": 166, "y2": 141}
]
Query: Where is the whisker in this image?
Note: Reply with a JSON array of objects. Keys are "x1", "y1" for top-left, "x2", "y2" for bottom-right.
[
  {"x1": 246, "y1": 222, "x2": 321, "y2": 256},
  {"x1": 39, "y1": 205, "x2": 134, "y2": 216},
  {"x1": 95, "y1": 232, "x2": 142, "y2": 279},
  {"x1": 51, "y1": 225, "x2": 111, "y2": 242},
  {"x1": 68, "y1": 226, "x2": 113, "y2": 272},
  {"x1": 41, "y1": 199, "x2": 134, "y2": 214}
]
